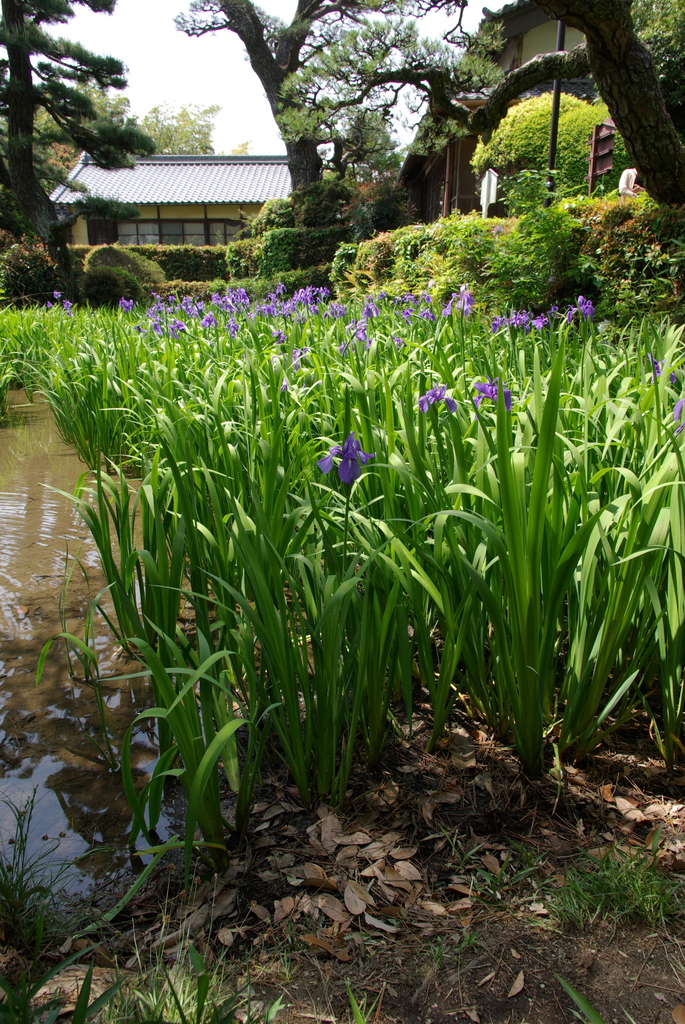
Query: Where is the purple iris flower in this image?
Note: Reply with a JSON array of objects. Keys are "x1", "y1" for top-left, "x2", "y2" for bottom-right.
[
  {"x1": 577, "y1": 295, "x2": 594, "y2": 321},
  {"x1": 53, "y1": 291, "x2": 62, "y2": 299},
  {"x1": 532, "y1": 313, "x2": 549, "y2": 330},
  {"x1": 473, "y1": 377, "x2": 512, "y2": 412},
  {"x1": 317, "y1": 432, "x2": 375, "y2": 485},
  {"x1": 200, "y1": 312, "x2": 217, "y2": 328},
  {"x1": 280, "y1": 378, "x2": 289, "y2": 393},
  {"x1": 418, "y1": 384, "x2": 457, "y2": 414},
  {"x1": 272, "y1": 329, "x2": 286, "y2": 344},
  {"x1": 395, "y1": 337, "x2": 405, "y2": 349},
  {"x1": 491, "y1": 315, "x2": 507, "y2": 332},
  {"x1": 509, "y1": 310, "x2": 530, "y2": 333},
  {"x1": 119, "y1": 297, "x2": 135, "y2": 312},
  {"x1": 62, "y1": 299, "x2": 73, "y2": 316},
  {"x1": 648, "y1": 353, "x2": 678, "y2": 385},
  {"x1": 168, "y1": 319, "x2": 186, "y2": 338},
  {"x1": 566, "y1": 306, "x2": 577, "y2": 325},
  {"x1": 443, "y1": 284, "x2": 475, "y2": 317},
  {"x1": 674, "y1": 399, "x2": 685, "y2": 434}
]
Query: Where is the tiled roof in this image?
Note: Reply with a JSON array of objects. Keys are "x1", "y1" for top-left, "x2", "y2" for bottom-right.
[{"x1": 51, "y1": 154, "x2": 292, "y2": 205}]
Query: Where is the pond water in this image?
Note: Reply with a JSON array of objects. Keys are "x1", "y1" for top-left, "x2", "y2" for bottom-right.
[{"x1": 0, "y1": 393, "x2": 180, "y2": 891}]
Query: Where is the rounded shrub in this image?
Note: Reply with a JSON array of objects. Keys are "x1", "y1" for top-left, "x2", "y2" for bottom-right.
[
  {"x1": 251, "y1": 198, "x2": 295, "y2": 236},
  {"x1": 84, "y1": 244, "x2": 165, "y2": 285},
  {"x1": 472, "y1": 94, "x2": 631, "y2": 197},
  {"x1": 81, "y1": 266, "x2": 144, "y2": 307},
  {"x1": 0, "y1": 238, "x2": 62, "y2": 305}
]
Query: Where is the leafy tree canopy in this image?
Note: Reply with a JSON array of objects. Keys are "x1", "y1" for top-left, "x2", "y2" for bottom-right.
[
  {"x1": 139, "y1": 101, "x2": 222, "y2": 154},
  {"x1": 177, "y1": 0, "x2": 685, "y2": 203},
  {"x1": 633, "y1": 0, "x2": 685, "y2": 137},
  {"x1": 0, "y1": 0, "x2": 154, "y2": 266}
]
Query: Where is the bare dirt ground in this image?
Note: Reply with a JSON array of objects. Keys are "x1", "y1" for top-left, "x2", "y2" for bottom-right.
[{"x1": 80, "y1": 717, "x2": 685, "y2": 1024}]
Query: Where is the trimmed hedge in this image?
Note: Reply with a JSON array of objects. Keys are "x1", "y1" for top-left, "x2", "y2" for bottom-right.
[
  {"x1": 84, "y1": 245, "x2": 166, "y2": 285},
  {"x1": 70, "y1": 243, "x2": 228, "y2": 282},
  {"x1": 225, "y1": 228, "x2": 349, "y2": 279},
  {"x1": 152, "y1": 264, "x2": 333, "y2": 302},
  {"x1": 332, "y1": 197, "x2": 685, "y2": 323}
]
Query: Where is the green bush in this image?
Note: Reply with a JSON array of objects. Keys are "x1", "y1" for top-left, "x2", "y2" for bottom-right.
[
  {"x1": 135, "y1": 244, "x2": 228, "y2": 282},
  {"x1": 0, "y1": 229, "x2": 18, "y2": 254},
  {"x1": 291, "y1": 178, "x2": 353, "y2": 228},
  {"x1": 81, "y1": 265, "x2": 144, "y2": 307},
  {"x1": 346, "y1": 179, "x2": 410, "y2": 240},
  {"x1": 0, "y1": 238, "x2": 62, "y2": 304},
  {"x1": 259, "y1": 228, "x2": 298, "y2": 276},
  {"x1": 472, "y1": 94, "x2": 631, "y2": 200},
  {"x1": 332, "y1": 196, "x2": 685, "y2": 322},
  {"x1": 330, "y1": 242, "x2": 360, "y2": 287},
  {"x1": 225, "y1": 238, "x2": 261, "y2": 279},
  {"x1": 84, "y1": 244, "x2": 166, "y2": 285},
  {"x1": 573, "y1": 195, "x2": 685, "y2": 322},
  {"x1": 251, "y1": 197, "x2": 295, "y2": 235},
  {"x1": 295, "y1": 226, "x2": 350, "y2": 267}
]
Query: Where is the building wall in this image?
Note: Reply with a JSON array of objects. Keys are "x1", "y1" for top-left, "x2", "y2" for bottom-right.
[
  {"x1": 72, "y1": 202, "x2": 265, "y2": 246},
  {"x1": 521, "y1": 23, "x2": 584, "y2": 64}
]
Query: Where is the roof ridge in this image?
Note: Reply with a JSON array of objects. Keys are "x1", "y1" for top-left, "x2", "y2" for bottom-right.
[{"x1": 81, "y1": 153, "x2": 288, "y2": 166}]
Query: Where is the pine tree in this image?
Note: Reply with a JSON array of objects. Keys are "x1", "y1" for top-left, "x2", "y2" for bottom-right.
[{"x1": 0, "y1": 0, "x2": 154, "y2": 284}]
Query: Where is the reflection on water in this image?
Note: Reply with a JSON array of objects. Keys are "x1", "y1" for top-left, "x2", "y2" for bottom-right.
[{"x1": 0, "y1": 394, "x2": 179, "y2": 890}]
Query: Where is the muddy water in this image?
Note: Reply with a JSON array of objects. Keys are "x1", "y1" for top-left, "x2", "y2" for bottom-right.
[{"x1": 0, "y1": 393, "x2": 179, "y2": 890}]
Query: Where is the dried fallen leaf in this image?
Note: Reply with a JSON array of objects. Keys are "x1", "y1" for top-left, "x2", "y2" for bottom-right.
[
  {"x1": 511, "y1": 948, "x2": 521, "y2": 960},
  {"x1": 303, "y1": 862, "x2": 326, "y2": 879},
  {"x1": 430, "y1": 790, "x2": 462, "y2": 805},
  {"x1": 216, "y1": 928, "x2": 234, "y2": 948},
  {"x1": 320, "y1": 815, "x2": 342, "y2": 853},
  {"x1": 672, "y1": 1006, "x2": 685, "y2": 1023},
  {"x1": 344, "y1": 885, "x2": 366, "y2": 916},
  {"x1": 419, "y1": 900, "x2": 447, "y2": 916},
  {"x1": 390, "y1": 846, "x2": 418, "y2": 860},
  {"x1": 33, "y1": 967, "x2": 117, "y2": 1014},
  {"x1": 508, "y1": 971, "x2": 525, "y2": 998},
  {"x1": 273, "y1": 897, "x2": 295, "y2": 925},
  {"x1": 337, "y1": 832, "x2": 371, "y2": 846},
  {"x1": 250, "y1": 904, "x2": 271, "y2": 922},
  {"x1": 394, "y1": 860, "x2": 422, "y2": 882},
  {"x1": 346, "y1": 880, "x2": 376, "y2": 910},
  {"x1": 528, "y1": 902, "x2": 548, "y2": 916},
  {"x1": 301, "y1": 934, "x2": 351, "y2": 961},
  {"x1": 363, "y1": 912, "x2": 399, "y2": 934},
  {"x1": 481, "y1": 854, "x2": 500, "y2": 874},
  {"x1": 476, "y1": 971, "x2": 495, "y2": 988},
  {"x1": 314, "y1": 893, "x2": 347, "y2": 922},
  {"x1": 464, "y1": 1009, "x2": 480, "y2": 1023}
]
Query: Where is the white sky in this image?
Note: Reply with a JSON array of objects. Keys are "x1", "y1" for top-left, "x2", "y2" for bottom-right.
[{"x1": 65, "y1": 0, "x2": 484, "y2": 155}]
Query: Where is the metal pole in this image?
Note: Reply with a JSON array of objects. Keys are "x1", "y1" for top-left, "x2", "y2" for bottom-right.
[{"x1": 543, "y1": 19, "x2": 566, "y2": 208}]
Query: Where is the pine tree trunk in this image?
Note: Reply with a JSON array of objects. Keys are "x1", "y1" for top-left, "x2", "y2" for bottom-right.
[
  {"x1": 2, "y1": 0, "x2": 72, "y2": 288},
  {"x1": 536, "y1": 0, "x2": 685, "y2": 203},
  {"x1": 286, "y1": 139, "x2": 323, "y2": 189}
]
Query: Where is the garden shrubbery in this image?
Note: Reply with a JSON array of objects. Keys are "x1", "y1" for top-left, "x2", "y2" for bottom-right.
[
  {"x1": 332, "y1": 195, "x2": 685, "y2": 323},
  {"x1": 84, "y1": 244, "x2": 166, "y2": 285},
  {"x1": 0, "y1": 238, "x2": 62, "y2": 304},
  {"x1": 81, "y1": 265, "x2": 144, "y2": 307}
]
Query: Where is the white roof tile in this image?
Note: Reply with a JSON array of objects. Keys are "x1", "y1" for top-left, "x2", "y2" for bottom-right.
[{"x1": 51, "y1": 154, "x2": 292, "y2": 205}]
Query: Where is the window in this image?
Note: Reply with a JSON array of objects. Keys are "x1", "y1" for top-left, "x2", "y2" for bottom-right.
[{"x1": 115, "y1": 219, "x2": 243, "y2": 246}]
